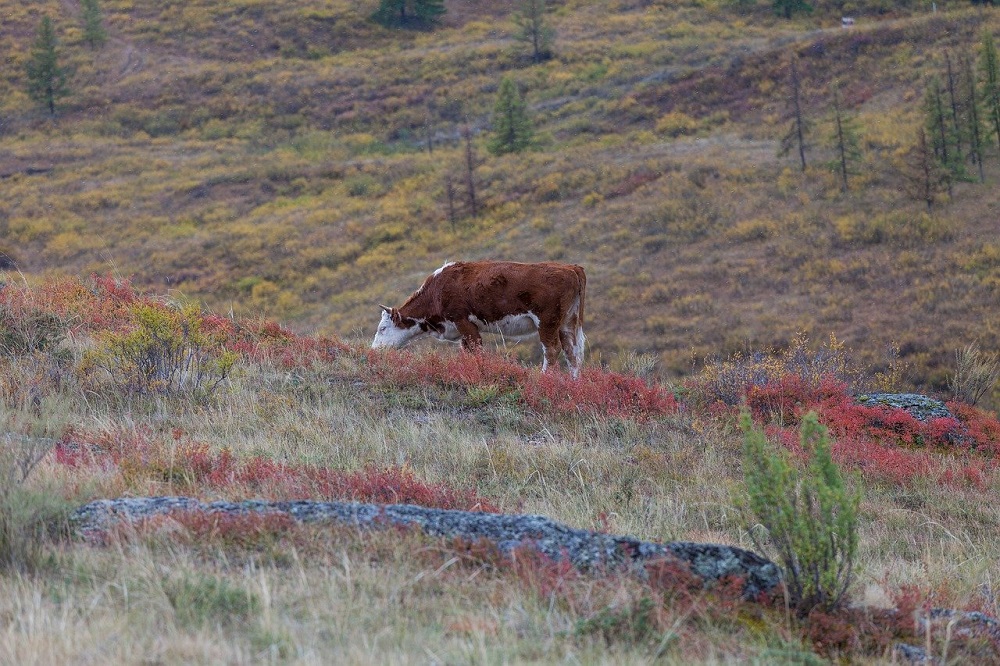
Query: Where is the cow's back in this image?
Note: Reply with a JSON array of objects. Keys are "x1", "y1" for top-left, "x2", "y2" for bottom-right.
[{"x1": 433, "y1": 261, "x2": 581, "y2": 322}]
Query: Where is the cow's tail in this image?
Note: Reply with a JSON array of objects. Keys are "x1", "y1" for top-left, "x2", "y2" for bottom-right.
[{"x1": 575, "y1": 265, "x2": 587, "y2": 348}]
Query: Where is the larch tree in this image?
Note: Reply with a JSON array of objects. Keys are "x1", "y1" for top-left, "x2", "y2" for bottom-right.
[
  {"x1": 979, "y1": 30, "x2": 1000, "y2": 153},
  {"x1": 960, "y1": 50, "x2": 985, "y2": 182},
  {"x1": 923, "y1": 76, "x2": 965, "y2": 189},
  {"x1": 779, "y1": 53, "x2": 810, "y2": 171},
  {"x1": 827, "y1": 84, "x2": 862, "y2": 193},
  {"x1": 26, "y1": 16, "x2": 68, "y2": 117},
  {"x1": 488, "y1": 77, "x2": 533, "y2": 156},
  {"x1": 900, "y1": 127, "x2": 949, "y2": 211}
]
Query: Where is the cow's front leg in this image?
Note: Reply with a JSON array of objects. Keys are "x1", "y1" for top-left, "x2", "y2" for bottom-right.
[{"x1": 455, "y1": 319, "x2": 483, "y2": 351}]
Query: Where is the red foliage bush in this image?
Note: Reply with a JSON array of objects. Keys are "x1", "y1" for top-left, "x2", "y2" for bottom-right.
[
  {"x1": 365, "y1": 348, "x2": 678, "y2": 420},
  {"x1": 740, "y1": 374, "x2": 1000, "y2": 489}
]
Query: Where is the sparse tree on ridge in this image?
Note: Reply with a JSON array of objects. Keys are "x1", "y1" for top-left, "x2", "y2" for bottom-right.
[
  {"x1": 779, "y1": 53, "x2": 810, "y2": 171},
  {"x1": 488, "y1": 77, "x2": 533, "y2": 156},
  {"x1": 26, "y1": 16, "x2": 68, "y2": 117},
  {"x1": 827, "y1": 84, "x2": 862, "y2": 193},
  {"x1": 81, "y1": 0, "x2": 107, "y2": 49},
  {"x1": 372, "y1": 0, "x2": 445, "y2": 28},
  {"x1": 514, "y1": 0, "x2": 555, "y2": 63}
]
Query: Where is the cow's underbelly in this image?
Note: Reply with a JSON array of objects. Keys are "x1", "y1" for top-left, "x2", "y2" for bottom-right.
[{"x1": 470, "y1": 313, "x2": 540, "y2": 340}]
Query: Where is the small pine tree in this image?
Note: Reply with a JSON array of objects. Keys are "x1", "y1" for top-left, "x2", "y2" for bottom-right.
[
  {"x1": 979, "y1": 30, "x2": 1000, "y2": 153},
  {"x1": 514, "y1": 0, "x2": 555, "y2": 63},
  {"x1": 372, "y1": 0, "x2": 445, "y2": 28},
  {"x1": 741, "y1": 411, "x2": 859, "y2": 616},
  {"x1": 827, "y1": 84, "x2": 862, "y2": 192},
  {"x1": 26, "y1": 16, "x2": 68, "y2": 117},
  {"x1": 488, "y1": 77, "x2": 533, "y2": 156},
  {"x1": 81, "y1": 0, "x2": 107, "y2": 49}
]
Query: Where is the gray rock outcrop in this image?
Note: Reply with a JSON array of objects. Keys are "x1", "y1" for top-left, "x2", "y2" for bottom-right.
[
  {"x1": 854, "y1": 393, "x2": 954, "y2": 422},
  {"x1": 72, "y1": 497, "x2": 781, "y2": 599}
]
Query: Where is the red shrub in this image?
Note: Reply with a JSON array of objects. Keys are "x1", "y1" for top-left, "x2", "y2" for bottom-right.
[
  {"x1": 521, "y1": 367, "x2": 678, "y2": 420},
  {"x1": 805, "y1": 607, "x2": 861, "y2": 656},
  {"x1": 365, "y1": 348, "x2": 677, "y2": 420},
  {"x1": 948, "y1": 402, "x2": 1000, "y2": 456}
]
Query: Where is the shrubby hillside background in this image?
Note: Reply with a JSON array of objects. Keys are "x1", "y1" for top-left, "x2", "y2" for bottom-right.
[{"x1": 2, "y1": 0, "x2": 1000, "y2": 390}]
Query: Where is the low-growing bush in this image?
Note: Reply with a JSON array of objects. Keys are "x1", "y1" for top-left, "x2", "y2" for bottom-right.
[
  {"x1": 742, "y1": 411, "x2": 859, "y2": 616},
  {"x1": 85, "y1": 300, "x2": 238, "y2": 399},
  {"x1": 693, "y1": 333, "x2": 901, "y2": 408}
]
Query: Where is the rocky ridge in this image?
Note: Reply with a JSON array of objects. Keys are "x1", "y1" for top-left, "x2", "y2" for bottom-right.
[{"x1": 72, "y1": 496, "x2": 782, "y2": 599}]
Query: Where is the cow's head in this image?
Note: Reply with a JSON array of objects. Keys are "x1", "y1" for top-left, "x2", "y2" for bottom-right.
[{"x1": 371, "y1": 305, "x2": 424, "y2": 349}]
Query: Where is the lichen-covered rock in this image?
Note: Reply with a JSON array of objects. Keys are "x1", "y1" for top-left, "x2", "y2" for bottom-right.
[
  {"x1": 855, "y1": 393, "x2": 954, "y2": 422},
  {"x1": 72, "y1": 497, "x2": 781, "y2": 599}
]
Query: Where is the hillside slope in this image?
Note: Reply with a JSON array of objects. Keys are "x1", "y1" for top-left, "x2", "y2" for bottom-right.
[{"x1": 2, "y1": 0, "x2": 1000, "y2": 393}]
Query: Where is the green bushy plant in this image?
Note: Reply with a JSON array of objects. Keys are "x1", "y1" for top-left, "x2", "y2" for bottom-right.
[
  {"x1": 87, "y1": 301, "x2": 237, "y2": 399},
  {"x1": 741, "y1": 410, "x2": 859, "y2": 616}
]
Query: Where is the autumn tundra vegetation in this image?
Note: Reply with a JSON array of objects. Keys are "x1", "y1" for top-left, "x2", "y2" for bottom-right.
[{"x1": 4, "y1": 0, "x2": 1000, "y2": 662}]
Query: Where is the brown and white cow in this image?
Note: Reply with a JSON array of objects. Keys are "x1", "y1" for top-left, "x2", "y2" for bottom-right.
[{"x1": 371, "y1": 261, "x2": 587, "y2": 378}]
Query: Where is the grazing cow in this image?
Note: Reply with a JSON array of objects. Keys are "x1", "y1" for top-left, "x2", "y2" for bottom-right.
[{"x1": 371, "y1": 260, "x2": 587, "y2": 378}]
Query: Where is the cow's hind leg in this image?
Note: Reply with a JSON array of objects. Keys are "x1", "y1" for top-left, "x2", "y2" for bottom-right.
[{"x1": 559, "y1": 323, "x2": 585, "y2": 379}]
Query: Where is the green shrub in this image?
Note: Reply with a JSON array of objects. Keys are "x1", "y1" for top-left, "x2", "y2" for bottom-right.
[
  {"x1": 87, "y1": 301, "x2": 237, "y2": 399},
  {"x1": 741, "y1": 410, "x2": 859, "y2": 616}
]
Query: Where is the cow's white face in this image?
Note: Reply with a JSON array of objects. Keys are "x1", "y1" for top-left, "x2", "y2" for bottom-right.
[{"x1": 371, "y1": 308, "x2": 424, "y2": 349}]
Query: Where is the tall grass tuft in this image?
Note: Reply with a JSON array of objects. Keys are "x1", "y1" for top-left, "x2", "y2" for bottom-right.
[{"x1": 949, "y1": 342, "x2": 1000, "y2": 407}]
